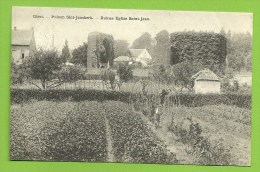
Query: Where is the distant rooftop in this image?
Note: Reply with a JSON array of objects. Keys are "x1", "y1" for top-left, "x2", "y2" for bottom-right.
[
  {"x1": 129, "y1": 49, "x2": 145, "y2": 57},
  {"x1": 191, "y1": 69, "x2": 220, "y2": 81},
  {"x1": 114, "y1": 56, "x2": 131, "y2": 62},
  {"x1": 12, "y1": 27, "x2": 34, "y2": 46}
]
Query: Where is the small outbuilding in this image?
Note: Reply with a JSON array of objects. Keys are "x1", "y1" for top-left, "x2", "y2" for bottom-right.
[{"x1": 191, "y1": 69, "x2": 220, "y2": 94}]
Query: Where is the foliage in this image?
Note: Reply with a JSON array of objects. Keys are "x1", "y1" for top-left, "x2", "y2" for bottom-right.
[
  {"x1": 131, "y1": 32, "x2": 152, "y2": 52},
  {"x1": 71, "y1": 42, "x2": 88, "y2": 67},
  {"x1": 10, "y1": 101, "x2": 76, "y2": 160},
  {"x1": 150, "y1": 64, "x2": 174, "y2": 85},
  {"x1": 11, "y1": 61, "x2": 30, "y2": 85},
  {"x1": 104, "y1": 101, "x2": 178, "y2": 164},
  {"x1": 170, "y1": 31, "x2": 227, "y2": 75},
  {"x1": 58, "y1": 65, "x2": 84, "y2": 82},
  {"x1": 102, "y1": 36, "x2": 115, "y2": 65},
  {"x1": 101, "y1": 69, "x2": 116, "y2": 90},
  {"x1": 117, "y1": 64, "x2": 133, "y2": 82},
  {"x1": 45, "y1": 101, "x2": 107, "y2": 162},
  {"x1": 152, "y1": 30, "x2": 171, "y2": 64},
  {"x1": 26, "y1": 49, "x2": 62, "y2": 89},
  {"x1": 114, "y1": 40, "x2": 129, "y2": 58},
  {"x1": 90, "y1": 33, "x2": 115, "y2": 67},
  {"x1": 168, "y1": 117, "x2": 232, "y2": 165},
  {"x1": 60, "y1": 40, "x2": 71, "y2": 63},
  {"x1": 223, "y1": 31, "x2": 252, "y2": 72},
  {"x1": 221, "y1": 77, "x2": 251, "y2": 94},
  {"x1": 11, "y1": 89, "x2": 251, "y2": 109},
  {"x1": 172, "y1": 61, "x2": 203, "y2": 90},
  {"x1": 10, "y1": 101, "x2": 107, "y2": 162}
]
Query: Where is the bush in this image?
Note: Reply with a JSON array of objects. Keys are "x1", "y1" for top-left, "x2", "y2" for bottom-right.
[
  {"x1": 11, "y1": 89, "x2": 131, "y2": 104},
  {"x1": 117, "y1": 64, "x2": 133, "y2": 82},
  {"x1": 168, "y1": 117, "x2": 232, "y2": 165},
  {"x1": 58, "y1": 65, "x2": 84, "y2": 82},
  {"x1": 11, "y1": 89, "x2": 251, "y2": 109}
]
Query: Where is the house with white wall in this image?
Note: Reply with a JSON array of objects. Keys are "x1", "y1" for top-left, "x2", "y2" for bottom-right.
[
  {"x1": 128, "y1": 49, "x2": 152, "y2": 66},
  {"x1": 11, "y1": 27, "x2": 36, "y2": 64}
]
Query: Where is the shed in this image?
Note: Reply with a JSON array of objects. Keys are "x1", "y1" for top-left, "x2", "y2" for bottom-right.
[{"x1": 191, "y1": 69, "x2": 220, "y2": 94}]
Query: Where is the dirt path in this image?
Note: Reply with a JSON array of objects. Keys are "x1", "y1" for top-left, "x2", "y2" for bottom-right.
[
  {"x1": 137, "y1": 111, "x2": 195, "y2": 165},
  {"x1": 104, "y1": 115, "x2": 115, "y2": 162}
]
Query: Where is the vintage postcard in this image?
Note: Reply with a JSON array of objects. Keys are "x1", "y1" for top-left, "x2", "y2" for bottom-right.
[{"x1": 10, "y1": 7, "x2": 252, "y2": 166}]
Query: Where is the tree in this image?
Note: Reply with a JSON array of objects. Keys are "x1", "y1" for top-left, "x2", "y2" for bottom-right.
[
  {"x1": 170, "y1": 31, "x2": 227, "y2": 75},
  {"x1": 58, "y1": 66, "x2": 84, "y2": 82},
  {"x1": 151, "y1": 64, "x2": 174, "y2": 84},
  {"x1": 101, "y1": 69, "x2": 116, "y2": 90},
  {"x1": 153, "y1": 30, "x2": 170, "y2": 64},
  {"x1": 60, "y1": 40, "x2": 71, "y2": 63},
  {"x1": 219, "y1": 28, "x2": 226, "y2": 36},
  {"x1": 245, "y1": 52, "x2": 252, "y2": 71},
  {"x1": 11, "y1": 61, "x2": 30, "y2": 85},
  {"x1": 117, "y1": 64, "x2": 133, "y2": 82},
  {"x1": 102, "y1": 36, "x2": 115, "y2": 66},
  {"x1": 172, "y1": 61, "x2": 203, "y2": 91},
  {"x1": 131, "y1": 32, "x2": 152, "y2": 51},
  {"x1": 114, "y1": 40, "x2": 129, "y2": 58},
  {"x1": 226, "y1": 32, "x2": 252, "y2": 72},
  {"x1": 26, "y1": 49, "x2": 62, "y2": 89},
  {"x1": 227, "y1": 52, "x2": 245, "y2": 72},
  {"x1": 90, "y1": 34, "x2": 115, "y2": 67},
  {"x1": 71, "y1": 42, "x2": 88, "y2": 67}
]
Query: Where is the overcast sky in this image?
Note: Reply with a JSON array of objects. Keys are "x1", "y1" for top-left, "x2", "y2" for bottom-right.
[{"x1": 12, "y1": 7, "x2": 253, "y2": 51}]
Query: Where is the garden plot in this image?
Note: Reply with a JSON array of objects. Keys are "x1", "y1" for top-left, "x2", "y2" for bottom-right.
[
  {"x1": 104, "y1": 101, "x2": 178, "y2": 164},
  {"x1": 157, "y1": 105, "x2": 251, "y2": 166},
  {"x1": 10, "y1": 101, "x2": 76, "y2": 160},
  {"x1": 10, "y1": 100, "x2": 177, "y2": 163},
  {"x1": 10, "y1": 99, "x2": 250, "y2": 165},
  {"x1": 10, "y1": 101, "x2": 108, "y2": 162}
]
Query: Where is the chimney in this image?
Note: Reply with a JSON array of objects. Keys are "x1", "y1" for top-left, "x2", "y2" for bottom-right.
[{"x1": 14, "y1": 26, "x2": 17, "y2": 30}]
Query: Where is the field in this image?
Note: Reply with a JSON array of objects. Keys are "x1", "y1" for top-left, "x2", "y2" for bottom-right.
[{"x1": 10, "y1": 99, "x2": 251, "y2": 165}]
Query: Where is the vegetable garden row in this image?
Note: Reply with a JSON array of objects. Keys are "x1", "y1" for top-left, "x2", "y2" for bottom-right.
[
  {"x1": 10, "y1": 100, "x2": 177, "y2": 163},
  {"x1": 104, "y1": 101, "x2": 177, "y2": 164}
]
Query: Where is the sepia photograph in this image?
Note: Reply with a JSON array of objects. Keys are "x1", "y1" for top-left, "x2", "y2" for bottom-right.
[{"x1": 10, "y1": 7, "x2": 252, "y2": 166}]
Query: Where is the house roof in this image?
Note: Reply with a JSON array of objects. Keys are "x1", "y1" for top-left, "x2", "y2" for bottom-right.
[
  {"x1": 12, "y1": 29, "x2": 34, "y2": 46},
  {"x1": 129, "y1": 49, "x2": 145, "y2": 57},
  {"x1": 191, "y1": 69, "x2": 220, "y2": 81},
  {"x1": 114, "y1": 56, "x2": 131, "y2": 62}
]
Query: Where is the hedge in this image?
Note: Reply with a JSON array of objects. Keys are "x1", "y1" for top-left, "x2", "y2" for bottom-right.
[
  {"x1": 170, "y1": 32, "x2": 227, "y2": 74},
  {"x1": 10, "y1": 89, "x2": 251, "y2": 109}
]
